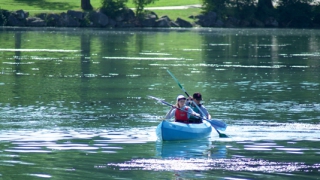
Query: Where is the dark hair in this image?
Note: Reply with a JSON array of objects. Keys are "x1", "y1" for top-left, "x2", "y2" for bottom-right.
[{"x1": 193, "y1": 92, "x2": 202, "y2": 100}]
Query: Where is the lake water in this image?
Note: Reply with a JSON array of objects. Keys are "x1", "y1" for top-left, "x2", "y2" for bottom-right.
[{"x1": 0, "y1": 27, "x2": 320, "y2": 179}]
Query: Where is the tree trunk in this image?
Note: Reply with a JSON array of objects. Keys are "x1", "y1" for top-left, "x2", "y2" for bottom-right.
[{"x1": 81, "y1": 0, "x2": 93, "y2": 11}]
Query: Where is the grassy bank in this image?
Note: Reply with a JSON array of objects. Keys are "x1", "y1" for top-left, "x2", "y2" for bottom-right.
[
  {"x1": 1, "y1": 0, "x2": 202, "y2": 23},
  {"x1": 1, "y1": 0, "x2": 201, "y2": 10}
]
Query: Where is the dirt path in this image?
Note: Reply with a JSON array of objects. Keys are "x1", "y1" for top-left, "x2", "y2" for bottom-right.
[{"x1": 143, "y1": 4, "x2": 201, "y2": 10}]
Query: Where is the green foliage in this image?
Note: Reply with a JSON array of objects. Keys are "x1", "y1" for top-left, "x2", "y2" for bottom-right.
[
  {"x1": 232, "y1": 0, "x2": 256, "y2": 19},
  {"x1": 202, "y1": 0, "x2": 256, "y2": 20},
  {"x1": 0, "y1": 8, "x2": 8, "y2": 26},
  {"x1": 277, "y1": 0, "x2": 313, "y2": 27},
  {"x1": 313, "y1": 3, "x2": 320, "y2": 25},
  {"x1": 255, "y1": 0, "x2": 275, "y2": 21},
  {"x1": 132, "y1": 0, "x2": 158, "y2": 16},
  {"x1": 201, "y1": 0, "x2": 229, "y2": 16},
  {"x1": 100, "y1": 0, "x2": 128, "y2": 18}
]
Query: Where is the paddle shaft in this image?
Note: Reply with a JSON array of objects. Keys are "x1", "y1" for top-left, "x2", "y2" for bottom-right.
[
  {"x1": 167, "y1": 70, "x2": 207, "y2": 118},
  {"x1": 166, "y1": 70, "x2": 228, "y2": 138}
]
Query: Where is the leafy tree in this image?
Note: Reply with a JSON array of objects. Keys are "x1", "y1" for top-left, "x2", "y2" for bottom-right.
[
  {"x1": 202, "y1": 0, "x2": 256, "y2": 19},
  {"x1": 81, "y1": 0, "x2": 93, "y2": 10},
  {"x1": 132, "y1": 0, "x2": 158, "y2": 16},
  {"x1": 100, "y1": 0, "x2": 128, "y2": 18},
  {"x1": 0, "y1": 9, "x2": 8, "y2": 26},
  {"x1": 277, "y1": 0, "x2": 313, "y2": 27},
  {"x1": 312, "y1": 3, "x2": 320, "y2": 25},
  {"x1": 232, "y1": 0, "x2": 256, "y2": 19},
  {"x1": 201, "y1": 0, "x2": 229, "y2": 17},
  {"x1": 255, "y1": 0, "x2": 275, "y2": 20}
]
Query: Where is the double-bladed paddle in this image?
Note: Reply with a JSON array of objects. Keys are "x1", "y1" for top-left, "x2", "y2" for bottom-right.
[
  {"x1": 166, "y1": 70, "x2": 228, "y2": 138},
  {"x1": 148, "y1": 95, "x2": 227, "y2": 131}
]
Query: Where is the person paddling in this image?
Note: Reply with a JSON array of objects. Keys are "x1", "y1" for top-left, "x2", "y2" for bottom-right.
[
  {"x1": 165, "y1": 95, "x2": 200, "y2": 123},
  {"x1": 187, "y1": 92, "x2": 211, "y2": 123}
]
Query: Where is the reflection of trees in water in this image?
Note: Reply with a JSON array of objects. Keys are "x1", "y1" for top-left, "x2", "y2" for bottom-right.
[
  {"x1": 79, "y1": 32, "x2": 91, "y2": 101},
  {"x1": 14, "y1": 32, "x2": 22, "y2": 73},
  {"x1": 80, "y1": 33, "x2": 91, "y2": 77},
  {"x1": 200, "y1": 29, "x2": 320, "y2": 104},
  {"x1": 98, "y1": 32, "x2": 131, "y2": 75},
  {"x1": 11, "y1": 32, "x2": 23, "y2": 106}
]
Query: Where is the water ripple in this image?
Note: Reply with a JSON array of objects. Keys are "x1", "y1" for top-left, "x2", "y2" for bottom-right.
[
  {"x1": 107, "y1": 158, "x2": 319, "y2": 172},
  {"x1": 0, "y1": 48, "x2": 79, "y2": 52}
]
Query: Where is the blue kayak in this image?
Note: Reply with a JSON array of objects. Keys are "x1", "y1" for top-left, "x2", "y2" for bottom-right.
[{"x1": 156, "y1": 120, "x2": 212, "y2": 141}]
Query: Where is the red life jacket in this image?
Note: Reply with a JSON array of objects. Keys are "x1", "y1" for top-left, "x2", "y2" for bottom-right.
[{"x1": 175, "y1": 107, "x2": 189, "y2": 122}]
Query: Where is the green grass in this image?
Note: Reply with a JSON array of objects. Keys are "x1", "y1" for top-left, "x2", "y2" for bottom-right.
[
  {"x1": 1, "y1": 0, "x2": 201, "y2": 11},
  {"x1": 0, "y1": 0, "x2": 202, "y2": 22},
  {"x1": 153, "y1": 8, "x2": 202, "y2": 22},
  {"x1": 127, "y1": 0, "x2": 201, "y2": 7}
]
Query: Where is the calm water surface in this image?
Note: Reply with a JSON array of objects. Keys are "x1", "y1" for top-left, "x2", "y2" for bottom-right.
[{"x1": 0, "y1": 27, "x2": 320, "y2": 179}]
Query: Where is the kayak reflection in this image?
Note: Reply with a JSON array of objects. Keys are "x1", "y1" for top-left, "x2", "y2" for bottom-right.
[{"x1": 155, "y1": 139, "x2": 227, "y2": 159}]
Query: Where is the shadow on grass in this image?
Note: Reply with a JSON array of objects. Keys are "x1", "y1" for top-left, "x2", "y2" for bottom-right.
[{"x1": 14, "y1": 0, "x2": 77, "y2": 11}]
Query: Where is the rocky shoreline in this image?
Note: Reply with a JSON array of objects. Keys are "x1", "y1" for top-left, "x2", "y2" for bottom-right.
[{"x1": 0, "y1": 8, "x2": 280, "y2": 28}]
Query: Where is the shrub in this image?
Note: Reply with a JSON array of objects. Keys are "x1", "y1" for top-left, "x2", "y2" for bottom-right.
[
  {"x1": 277, "y1": 0, "x2": 313, "y2": 27},
  {"x1": 132, "y1": 0, "x2": 158, "y2": 16},
  {"x1": 100, "y1": 0, "x2": 128, "y2": 19}
]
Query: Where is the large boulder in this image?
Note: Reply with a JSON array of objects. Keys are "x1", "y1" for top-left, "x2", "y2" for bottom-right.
[
  {"x1": 169, "y1": 21, "x2": 179, "y2": 27},
  {"x1": 240, "y1": 20, "x2": 250, "y2": 27},
  {"x1": 46, "y1": 13, "x2": 60, "y2": 26},
  {"x1": 67, "y1": 10, "x2": 84, "y2": 21},
  {"x1": 58, "y1": 12, "x2": 80, "y2": 27},
  {"x1": 7, "y1": 10, "x2": 29, "y2": 26},
  {"x1": 225, "y1": 17, "x2": 240, "y2": 27},
  {"x1": 265, "y1": 17, "x2": 279, "y2": 27},
  {"x1": 251, "y1": 19, "x2": 264, "y2": 27},
  {"x1": 121, "y1": 8, "x2": 135, "y2": 22},
  {"x1": 7, "y1": 14, "x2": 25, "y2": 26},
  {"x1": 0, "y1": 9, "x2": 10, "y2": 25},
  {"x1": 108, "y1": 18, "x2": 117, "y2": 27},
  {"x1": 35, "y1": 13, "x2": 47, "y2": 20},
  {"x1": 195, "y1": 11, "x2": 217, "y2": 27},
  {"x1": 89, "y1": 11, "x2": 109, "y2": 27},
  {"x1": 26, "y1": 17, "x2": 46, "y2": 27},
  {"x1": 215, "y1": 19, "x2": 224, "y2": 27},
  {"x1": 175, "y1": 18, "x2": 193, "y2": 27},
  {"x1": 12, "y1": 10, "x2": 29, "y2": 20},
  {"x1": 140, "y1": 11, "x2": 158, "y2": 27},
  {"x1": 156, "y1": 16, "x2": 171, "y2": 27}
]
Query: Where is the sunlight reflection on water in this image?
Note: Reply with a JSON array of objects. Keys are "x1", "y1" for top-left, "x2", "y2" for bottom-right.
[
  {"x1": 1, "y1": 28, "x2": 320, "y2": 179},
  {"x1": 107, "y1": 158, "x2": 320, "y2": 172}
]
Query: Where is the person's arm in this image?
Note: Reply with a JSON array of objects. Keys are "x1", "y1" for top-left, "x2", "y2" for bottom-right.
[
  {"x1": 187, "y1": 106, "x2": 200, "y2": 118},
  {"x1": 200, "y1": 106, "x2": 211, "y2": 119},
  {"x1": 164, "y1": 107, "x2": 176, "y2": 119}
]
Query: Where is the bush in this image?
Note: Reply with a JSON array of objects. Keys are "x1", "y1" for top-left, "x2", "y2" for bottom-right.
[
  {"x1": 100, "y1": 0, "x2": 128, "y2": 19},
  {"x1": 312, "y1": 3, "x2": 320, "y2": 25},
  {"x1": 0, "y1": 9, "x2": 8, "y2": 26},
  {"x1": 201, "y1": 0, "x2": 229, "y2": 17},
  {"x1": 233, "y1": 0, "x2": 256, "y2": 19},
  {"x1": 133, "y1": 0, "x2": 158, "y2": 17},
  {"x1": 202, "y1": 0, "x2": 256, "y2": 20},
  {"x1": 277, "y1": 0, "x2": 313, "y2": 27},
  {"x1": 255, "y1": 0, "x2": 275, "y2": 21}
]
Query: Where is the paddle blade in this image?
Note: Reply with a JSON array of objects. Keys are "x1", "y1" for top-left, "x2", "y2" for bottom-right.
[
  {"x1": 219, "y1": 133, "x2": 229, "y2": 138},
  {"x1": 219, "y1": 133, "x2": 228, "y2": 138},
  {"x1": 206, "y1": 119, "x2": 227, "y2": 131},
  {"x1": 213, "y1": 127, "x2": 229, "y2": 138}
]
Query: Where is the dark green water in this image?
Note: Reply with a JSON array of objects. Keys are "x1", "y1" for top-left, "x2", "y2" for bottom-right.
[{"x1": 0, "y1": 27, "x2": 320, "y2": 179}]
